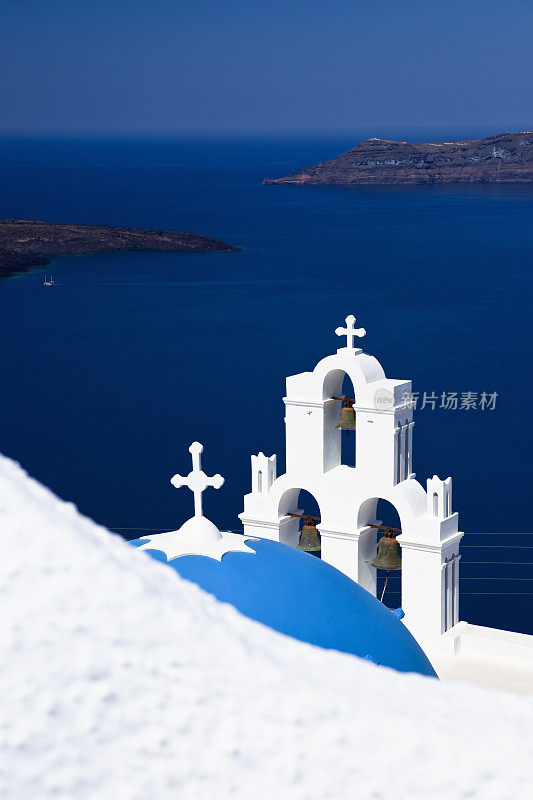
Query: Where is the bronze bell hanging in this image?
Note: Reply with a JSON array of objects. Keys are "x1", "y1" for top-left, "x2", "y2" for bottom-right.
[
  {"x1": 297, "y1": 515, "x2": 321, "y2": 553},
  {"x1": 371, "y1": 528, "x2": 402, "y2": 571},
  {"x1": 335, "y1": 397, "x2": 356, "y2": 431}
]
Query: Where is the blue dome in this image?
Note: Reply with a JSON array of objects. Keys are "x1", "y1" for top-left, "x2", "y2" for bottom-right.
[{"x1": 129, "y1": 534, "x2": 436, "y2": 678}]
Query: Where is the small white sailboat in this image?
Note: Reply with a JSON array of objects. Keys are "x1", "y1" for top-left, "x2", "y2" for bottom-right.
[{"x1": 43, "y1": 275, "x2": 55, "y2": 286}]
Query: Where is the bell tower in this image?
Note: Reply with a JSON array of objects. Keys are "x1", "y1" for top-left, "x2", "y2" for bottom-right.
[{"x1": 239, "y1": 315, "x2": 463, "y2": 649}]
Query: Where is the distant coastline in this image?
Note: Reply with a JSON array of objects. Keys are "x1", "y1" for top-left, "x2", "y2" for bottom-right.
[
  {"x1": 264, "y1": 132, "x2": 533, "y2": 186},
  {"x1": 0, "y1": 220, "x2": 239, "y2": 280}
]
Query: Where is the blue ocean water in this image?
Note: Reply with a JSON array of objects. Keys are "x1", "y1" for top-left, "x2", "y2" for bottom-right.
[{"x1": 1, "y1": 135, "x2": 532, "y2": 633}]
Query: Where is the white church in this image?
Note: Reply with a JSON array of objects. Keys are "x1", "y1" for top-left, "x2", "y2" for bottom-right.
[{"x1": 130, "y1": 314, "x2": 533, "y2": 691}]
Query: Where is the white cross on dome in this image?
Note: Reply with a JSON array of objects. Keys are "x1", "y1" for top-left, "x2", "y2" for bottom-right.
[
  {"x1": 171, "y1": 441, "x2": 224, "y2": 519},
  {"x1": 137, "y1": 441, "x2": 255, "y2": 556}
]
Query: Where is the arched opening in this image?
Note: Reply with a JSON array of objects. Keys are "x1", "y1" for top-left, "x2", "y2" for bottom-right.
[
  {"x1": 357, "y1": 497, "x2": 402, "y2": 608},
  {"x1": 340, "y1": 374, "x2": 357, "y2": 468},
  {"x1": 323, "y1": 369, "x2": 357, "y2": 470},
  {"x1": 374, "y1": 499, "x2": 402, "y2": 607},
  {"x1": 278, "y1": 488, "x2": 322, "y2": 558}
]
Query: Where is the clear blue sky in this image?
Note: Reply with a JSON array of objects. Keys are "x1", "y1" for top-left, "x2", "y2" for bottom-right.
[{"x1": 1, "y1": 0, "x2": 531, "y2": 134}]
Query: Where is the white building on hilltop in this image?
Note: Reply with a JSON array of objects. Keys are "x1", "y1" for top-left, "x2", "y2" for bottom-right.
[{"x1": 240, "y1": 316, "x2": 533, "y2": 687}]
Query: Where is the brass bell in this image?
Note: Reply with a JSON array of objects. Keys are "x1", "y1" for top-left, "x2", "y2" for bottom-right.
[
  {"x1": 370, "y1": 529, "x2": 402, "y2": 571},
  {"x1": 297, "y1": 516, "x2": 321, "y2": 553},
  {"x1": 335, "y1": 397, "x2": 356, "y2": 431}
]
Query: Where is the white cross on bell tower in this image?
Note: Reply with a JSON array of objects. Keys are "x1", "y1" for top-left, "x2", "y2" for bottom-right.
[
  {"x1": 171, "y1": 442, "x2": 224, "y2": 542},
  {"x1": 335, "y1": 315, "x2": 366, "y2": 353}
]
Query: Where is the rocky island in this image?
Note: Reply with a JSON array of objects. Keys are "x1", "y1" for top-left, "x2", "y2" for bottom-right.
[
  {"x1": 0, "y1": 220, "x2": 238, "y2": 280},
  {"x1": 264, "y1": 132, "x2": 533, "y2": 186}
]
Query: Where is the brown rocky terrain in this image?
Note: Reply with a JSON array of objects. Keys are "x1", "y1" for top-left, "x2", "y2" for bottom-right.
[
  {"x1": 0, "y1": 220, "x2": 238, "y2": 279},
  {"x1": 264, "y1": 132, "x2": 533, "y2": 186}
]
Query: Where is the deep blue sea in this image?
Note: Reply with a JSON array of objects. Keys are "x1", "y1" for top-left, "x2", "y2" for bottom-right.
[{"x1": 1, "y1": 135, "x2": 532, "y2": 633}]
